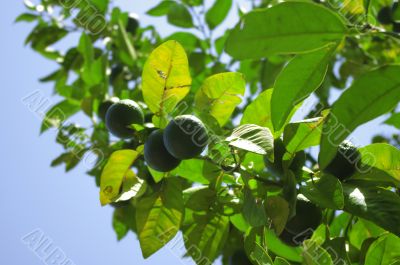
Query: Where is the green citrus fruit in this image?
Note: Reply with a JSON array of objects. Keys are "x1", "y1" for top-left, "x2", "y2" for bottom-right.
[
  {"x1": 144, "y1": 130, "x2": 181, "y2": 172},
  {"x1": 163, "y1": 115, "x2": 209, "y2": 160},
  {"x1": 280, "y1": 194, "x2": 321, "y2": 246},
  {"x1": 126, "y1": 13, "x2": 139, "y2": 35},
  {"x1": 378, "y1": 6, "x2": 393, "y2": 25},
  {"x1": 324, "y1": 140, "x2": 360, "y2": 181},
  {"x1": 285, "y1": 195, "x2": 322, "y2": 236},
  {"x1": 105, "y1": 99, "x2": 144, "y2": 139},
  {"x1": 98, "y1": 97, "x2": 119, "y2": 121},
  {"x1": 229, "y1": 250, "x2": 252, "y2": 265}
]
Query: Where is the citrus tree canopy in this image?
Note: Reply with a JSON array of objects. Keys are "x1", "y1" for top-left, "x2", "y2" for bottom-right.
[{"x1": 17, "y1": 0, "x2": 400, "y2": 264}]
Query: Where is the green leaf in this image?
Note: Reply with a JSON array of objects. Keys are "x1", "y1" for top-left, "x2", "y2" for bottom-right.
[
  {"x1": 136, "y1": 178, "x2": 184, "y2": 258},
  {"x1": 81, "y1": 54, "x2": 107, "y2": 86},
  {"x1": 243, "y1": 188, "x2": 267, "y2": 227},
  {"x1": 393, "y1": 2, "x2": 400, "y2": 22},
  {"x1": 264, "y1": 229, "x2": 302, "y2": 262},
  {"x1": 353, "y1": 143, "x2": 400, "y2": 187},
  {"x1": 183, "y1": 213, "x2": 229, "y2": 263},
  {"x1": 283, "y1": 117, "x2": 325, "y2": 155},
  {"x1": 365, "y1": 234, "x2": 400, "y2": 264},
  {"x1": 230, "y1": 213, "x2": 250, "y2": 232},
  {"x1": 40, "y1": 100, "x2": 81, "y2": 133},
  {"x1": 28, "y1": 26, "x2": 68, "y2": 51},
  {"x1": 349, "y1": 219, "x2": 385, "y2": 249},
  {"x1": 300, "y1": 174, "x2": 344, "y2": 210},
  {"x1": 148, "y1": 167, "x2": 166, "y2": 183},
  {"x1": 99, "y1": 150, "x2": 139, "y2": 205},
  {"x1": 265, "y1": 196, "x2": 289, "y2": 235},
  {"x1": 227, "y1": 124, "x2": 274, "y2": 156},
  {"x1": 77, "y1": 32, "x2": 94, "y2": 63},
  {"x1": 225, "y1": 2, "x2": 346, "y2": 59},
  {"x1": 116, "y1": 19, "x2": 137, "y2": 67},
  {"x1": 274, "y1": 257, "x2": 291, "y2": 265},
  {"x1": 271, "y1": 45, "x2": 335, "y2": 131},
  {"x1": 384, "y1": 112, "x2": 400, "y2": 129},
  {"x1": 319, "y1": 65, "x2": 400, "y2": 169},
  {"x1": 15, "y1": 13, "x2": 38, "y2": 23},
  {"x1": 184, "y1": 186, "x2": 216, "y2": 211},
  {"x1": 241, "y1": 89, "x2": 297, "y2": 138},
  {"x1": 167, "y1": 2, "x2": 194, "y2": 28},
  {"x1": 322, "y1": 237, "x2": 351, "y2": 265},
  {"x1": 89, "y1": 0, "x2": 109, "y2": 13},
  {"x1": 241, "y1": 89, "x2": 273, "y2": 128},
  {"x1": 249, "y1": 243, "x2": 274, "y2": 265},
  {"x1": 50, "y1": 152, "x2": 82, "y2": 172},
  {"x1": 182, "y1": 0, "x2": 203, "y2": 6},
  {"x1": 113, "y1": 170, "x2": 147, "y2": 203},
  {"x1": 195, "y1": 72, "x2": 245, "y2": 126},
  {"x1": 113, "y1": 204, "x2": 136, "y2": 240},
  {"x1": 302, "y1": 240, "x2": 334, "y2": 265},
  {"x1": 147, "y1": 1, "x2": 175, "y2": 16},
  {"x1": 142, "y1": 41, "x2": 191, "y2": 125},
  {"x1": 172, "y1": 159, "x2": 220, "y2": 184},
  {"x1": 77, "y1": 32, "x2": 104, "y2": 86},
  {"x1": 205, "y1": 0, "x2": 232, "y2": 30},
  {"x1": 165, "y1": 32, "x2": 199, "y2": 53},
  {"x1": 343, "y1": 183, "x2": 400, "y2": 237}
]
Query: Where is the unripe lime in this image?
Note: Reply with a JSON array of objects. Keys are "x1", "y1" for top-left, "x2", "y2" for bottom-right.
[
  {"x1": 378, "y1": 6, "x2": 393, "y2": 25},
  {"x1": 324, "y1": 140, "x2": 360, "y2": 181},
  {"x1": 163, "y1": 115, "x2": 209, "y2": 160},
  {"x1": 144, "y1": 130, "x2": 181, "y2": 172},
  {"x1": 126, "y1": 13, "x2": 139, "y2": 35},
  {"x1": 98, "y1": 97, "x2": 119, "y2": 122},
  {"x1": 285, "y1": 195, "x2": 322, "y2": 236},
  {"x1": 105, "y1": 99, "x2": 144, "y2": 139}
]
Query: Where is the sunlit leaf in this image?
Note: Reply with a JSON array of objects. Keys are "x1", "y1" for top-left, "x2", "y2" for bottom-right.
[
  {"x1": 272, "y1": 45, "x2": 335, "y2": 131},
  {"x1": 225, "y1": 2, "x2": 346, "y2": 59},
  {"x1": 343, "y1": 183, "x2": 400, "y2": 237},
  {"x1": 136, "y1": 178, "x2": 184, "y2": 258},
  {"x1": 195, "y1": 72, "x2": 245, "y2": 126},
  {"x1": 300, "y1": 174, "x2": 344, "y2": 210},
  {"x1": 142, "y1": 41, "x2": 191, "y2": 126},
  {"x1": 99, "y1": 150, "x2": 139, "y2": 206},
  {"x1": 227, "y1": 124, "x2": 274, "y2": 156},
  {"x1": 319, "y1": 65, "x2": 400, "y2": 169},
  {"x1": 353, "y1": 143, "x2": 400, "y2": 187},
  {"x1": 205, "y1": 0, "x2": 232, "y2": 30},
  {"x1": 365, "y1": 233, "x2": 400, "y2": 264},
  {"x1": 183, "y1": 213, "x2": 229, "y2": 263}
]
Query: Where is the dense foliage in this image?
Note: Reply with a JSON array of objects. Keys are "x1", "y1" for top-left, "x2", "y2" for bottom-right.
[{"x1": 18, "y1": 0, "x2": 400, "y2": 264}]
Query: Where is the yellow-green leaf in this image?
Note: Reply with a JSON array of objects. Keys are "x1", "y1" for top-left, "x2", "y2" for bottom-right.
[
  {"x1": 195, "y1": 72, "x2": 245, "y2": 126},
  {"x1": 142, "y1": 40, "x2": 191, "y2": 126},
  {"x1": 353, "y1": 143, "x2": 400, "y2": 187},
  {"x1": 99, "y1": 150, "x2": 139, "y2": 206},
  {"x1": 136, "y1": 178, "x2": 183, "y2": 258},
  {"x1": 241, "y1": 89, "x2": 298, "y2": 138},
  {"x1": 319, "y1": 65, "x2": 400, "y2": 169}
]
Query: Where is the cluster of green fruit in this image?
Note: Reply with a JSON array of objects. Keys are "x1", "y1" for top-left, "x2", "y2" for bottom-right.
[
  {"x1": 378, "y1": 4, "x2": 400, "y2": 32},
  {"x1": 264, "y1": 139, "x2": 360, "y2": 246},
  {"x1": 98, "y1": 98, "x2": 209, "y2": 172}
]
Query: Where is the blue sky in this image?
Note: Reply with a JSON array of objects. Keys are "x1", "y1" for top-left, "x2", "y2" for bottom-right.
[{"x1": 0, "y1": 1, "x2": 397, "y2": 264}]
